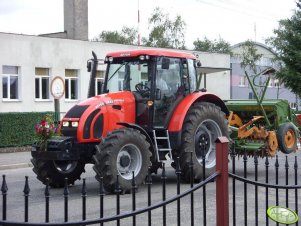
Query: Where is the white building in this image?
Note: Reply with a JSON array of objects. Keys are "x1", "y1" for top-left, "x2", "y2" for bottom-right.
[{"x1": 0, "y1": 32, "x2": 231, "y2": 115}]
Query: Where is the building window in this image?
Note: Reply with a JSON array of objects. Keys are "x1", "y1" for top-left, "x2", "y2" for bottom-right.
[
  {"x1": 290, "y1": 102, "x2": 297, "y2": 109},
  {"x1": 35, "y1": 68, "x2": 50, "y2": 100},
  {"x1": 118, "y1": 72, "x2": 125, "y2": 91},
  {"x1": 65, "y1": 69, "x2": 78, "y2": 100},
  {"x1": 239, "y1": 76, "x2": 248, "y2": 87},
  {"x1": 95, "y1": 71, "x2": 105, "y2": 95},
  {"x1": 274, "y1": 79, "x2": 280, "y2": 88},
  {"x1": 2, "y1": 66, "x2": 19, "y2": 100}
]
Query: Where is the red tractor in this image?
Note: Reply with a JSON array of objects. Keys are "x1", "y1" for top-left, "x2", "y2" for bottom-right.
[{"x1": 31, "y1": 49, "x2": 229, "y2": 192}]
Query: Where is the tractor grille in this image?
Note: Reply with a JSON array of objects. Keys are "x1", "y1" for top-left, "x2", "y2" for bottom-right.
[{"x1": 61, "y1": 127, "x2": 77, "y2": 137}]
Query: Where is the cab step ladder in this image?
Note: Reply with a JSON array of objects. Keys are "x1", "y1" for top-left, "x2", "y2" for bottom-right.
[{"x1": 152, "y1": 130, "x2": 172, "y2": 161}]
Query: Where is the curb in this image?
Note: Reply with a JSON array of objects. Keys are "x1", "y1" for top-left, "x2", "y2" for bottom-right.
[{"x1": 0, "y1": 163, "x2": 33, "y2": 171}]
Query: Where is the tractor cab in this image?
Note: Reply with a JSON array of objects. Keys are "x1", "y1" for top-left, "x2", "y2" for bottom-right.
[{"x1": 101, "y1": 49, "x2": 198, "y2": 131}]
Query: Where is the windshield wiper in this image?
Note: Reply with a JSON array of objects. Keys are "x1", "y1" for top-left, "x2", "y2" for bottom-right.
[{"x1": 108, "y1": 62, "x2": 129, "y2": 82}]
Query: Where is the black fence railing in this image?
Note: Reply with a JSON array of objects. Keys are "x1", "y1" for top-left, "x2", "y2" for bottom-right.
[
  {"x1": 229, "y1": 149, "x2": 301, "y2": 226},
  {"x1": 0, "y1": 139, "x2": 230, "y2": 226},
  {"x1": 1, "y1": 139, "x2": 300, "y2": 226}
]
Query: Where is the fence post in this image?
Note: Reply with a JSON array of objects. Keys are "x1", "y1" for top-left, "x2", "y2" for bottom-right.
[{"x1": 215, "y1": 136, "x2": 229, "y2": 226}]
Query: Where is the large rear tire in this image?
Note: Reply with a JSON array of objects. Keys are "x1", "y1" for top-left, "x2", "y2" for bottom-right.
[
  {"x1": 93, "y1": 128, "x2": 152, "y2": 193},
  {"x1": 277, "y1": 122, "x2": 297, "y2": 154},
  {"x1": 179, "y1": 102, "x2": 228, "y2": 182},
  {"x1": 31, "y1": 158, "x2": 86, "y2": 188}
]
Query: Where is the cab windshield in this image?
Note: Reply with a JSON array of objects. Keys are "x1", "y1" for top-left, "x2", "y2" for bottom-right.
[{"x1": 105, "y1": 60, "x2": 150, "y2": 93}]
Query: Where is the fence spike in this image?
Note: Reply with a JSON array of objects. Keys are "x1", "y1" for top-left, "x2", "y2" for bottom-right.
[
  {"x1": 2, "y1": 175, "x2": 8, "y2": 221},
  {"x1": 285, "y1": 155, "x2": 289, "y2": 169},
  {"x1": 1, "y1": 175, "x2": 8, "y2": 194},
  {"x1": 45, "y1": 178, "x2": 50, "y2": 223},
  {"x1": 64, "y1": 177, "x2": 69, "y2": 222},
  {"x1": 99, "y1": 177, "x2": 104, "y2": 226},
  {"x1": 294, "y1": 155, "x2": 298, "y2": 170},
  {"x1": 132, "y1": 171, "x2": 136, "y2": 226},
  {"x1": 64, "y1": 178, "x2": 69, "y2": 196},
  {"x1": 254, "y1": 152, "x2": 258, "y2": 166},
  {"x1": 161, "y1": 163, "x2": 167, "y2": 180},
  {"x1": 44, "y1": 178, "x2": 50, "y2": 197},
  {"x1": 115, "y1": 174, "x2": 122, "y2": 194},
  {"x1": 23, "y1": 176, "x2": 30, "y2": 195},
  {"x1": 81, "y1": 178, "x2": 87, "y2": 196},
  {"x1": 176, "y1": 156, "x2": 181, "y2": 175},
  {"x1": 146, "y1": 167, "x2": 152, "y2": 185},
  {"x1": 243, "y1": 149, "x2": 248, "y2": 163},
  {"x1": 265, "y1": 155, "x2": 269, "y2": 167},
  {"x1": 82, "y1": 178, "x2": 87, "y2": 221},
  {"x1": 99, "y1": 176, "x2": 105, "y2": 196},
  {"x1": 132, "y1": 171, "x2": 137, "y2": 192},
  {"x1": 23, "y1": 176, "x2": 30, "y2": 222},
  {"x1": 275, "y1": 155, "x2": 279, "y2": 168}
]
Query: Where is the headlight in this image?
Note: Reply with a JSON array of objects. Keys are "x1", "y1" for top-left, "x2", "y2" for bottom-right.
[
  {"x1": 72, "y1": 121, "x2": 79, "y2": 127},
  {"x1": 62, "y1": 121, "x2": 69, "y2": 127}
]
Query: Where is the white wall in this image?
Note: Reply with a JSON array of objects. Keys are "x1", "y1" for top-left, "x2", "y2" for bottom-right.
[{"x1": 0, "y1": 32, "x2": 231, "y2": 113}]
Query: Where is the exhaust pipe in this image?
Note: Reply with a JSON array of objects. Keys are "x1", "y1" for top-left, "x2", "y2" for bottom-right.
[{"x1": 87, "y1": 51, "x2": 98, "y2": 98}]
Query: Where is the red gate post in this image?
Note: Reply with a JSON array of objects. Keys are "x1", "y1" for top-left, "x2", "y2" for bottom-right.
[{"x1": 215, "y1": 136, "x2": 229, "y2": 226}]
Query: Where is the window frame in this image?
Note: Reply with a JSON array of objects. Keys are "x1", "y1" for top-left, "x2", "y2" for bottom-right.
[
  {"x1": 65, "y1": 69, "x2": 79, "y2": 101},
  {"x1": 35, "y1": 68, "x2": 50, "y2": 101},
  {"x1": 2, "y1": 65, "x2": 20, "y2": 101}
]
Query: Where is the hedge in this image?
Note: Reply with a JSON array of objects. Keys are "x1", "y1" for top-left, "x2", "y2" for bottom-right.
[{"x1": 0, "y1": 112, "x2": 54, "y2": 148}]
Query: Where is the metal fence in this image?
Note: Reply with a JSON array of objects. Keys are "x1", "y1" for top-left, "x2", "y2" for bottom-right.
[
  {"x1": 0, "y1": 138, "x2": 229, "y2": 226},
  {"x1": 1, "y1": 140, "x2": 300, "y2": 226},
  {"x1": 229, "y1": 149, "x2": 301, "y2": 226}
]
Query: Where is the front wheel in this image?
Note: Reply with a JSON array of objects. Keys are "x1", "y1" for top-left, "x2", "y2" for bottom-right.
[
  {"x1": 179, "y1": 102, "x2": 228, "y2": 182},
  {"x1": 31, "y1": 158, "x2": 86, "y2": 188},
  {"x1": 93, "y1": 128, "x2": 152, "y2": 193}
]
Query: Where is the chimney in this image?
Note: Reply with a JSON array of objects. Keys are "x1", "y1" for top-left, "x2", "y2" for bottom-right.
[{"x1": 64, "y1": 0, "x2": 88, "y2": 41}]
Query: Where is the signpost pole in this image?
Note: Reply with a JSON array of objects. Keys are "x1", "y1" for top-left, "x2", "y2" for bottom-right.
[{"x1": 54, "y1": 98, "x2": 60, "y2": 124}]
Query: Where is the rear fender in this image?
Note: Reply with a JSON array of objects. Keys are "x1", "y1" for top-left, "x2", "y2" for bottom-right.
[{"x1": 168, "y1": 92, "x2": 229, "y2": 132}]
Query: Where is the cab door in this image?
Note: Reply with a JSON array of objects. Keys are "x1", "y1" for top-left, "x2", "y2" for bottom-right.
[{"x1": 153, "y1": 57, "x2": 184, "y2": 128}]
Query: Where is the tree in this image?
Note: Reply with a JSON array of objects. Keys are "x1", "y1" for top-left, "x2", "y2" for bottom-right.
[
  {"x1": 142, "y1": 7, "x2": 186, "y2": 49},
  {"x1": 266, "y1": 10, "x2": 301, "y2": 98},
  {"x1": 239, "y1": 40, "x2": 263, "y2": 73},
  {"x1": 193, "y1": 37, "x2": 232, "y2": 54},
  {"x1": 94, "y1": 26, "x2": 137, "y2": 45}
]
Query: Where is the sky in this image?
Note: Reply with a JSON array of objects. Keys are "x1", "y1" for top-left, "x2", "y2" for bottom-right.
[{"x1": 0, "y1": 0, "x2": 297, "y2": 49}]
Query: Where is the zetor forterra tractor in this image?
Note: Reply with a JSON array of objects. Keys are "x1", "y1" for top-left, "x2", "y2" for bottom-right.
[{"x1": 31, "y1": 49, "x2": 229, "y2": 192}]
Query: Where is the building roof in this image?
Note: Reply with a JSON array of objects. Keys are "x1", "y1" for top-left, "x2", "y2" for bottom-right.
[{"x1": 231, "y1": 41, "x2": 277, "y2": 57}]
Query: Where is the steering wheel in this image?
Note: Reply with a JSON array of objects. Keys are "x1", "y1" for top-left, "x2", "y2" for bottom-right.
[{"x1": 135, "y1": 83, "x2": 150, "y2": 97}]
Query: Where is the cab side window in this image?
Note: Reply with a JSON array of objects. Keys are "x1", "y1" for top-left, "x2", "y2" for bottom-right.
[{"x1": 188, "y1": 59, "x2": 197, "y2": 92}]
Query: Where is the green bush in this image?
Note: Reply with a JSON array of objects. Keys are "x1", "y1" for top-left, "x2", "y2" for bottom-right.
[{"x1": 0, "y1": 112, "x2": 55, "y2": 147}]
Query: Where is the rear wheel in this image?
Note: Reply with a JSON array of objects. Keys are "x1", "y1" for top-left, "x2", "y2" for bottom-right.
[
  {"x1": 93, "y1": 128, "x2": 152, "y2": 193},
  {"x1": 31, "y1": 158, "x2": 85, "y2": 188},
  {"x1": 277, "y1": 122, "x2": 297, "y2": 154},
  {"x1": 179, "y1": 102, "x2": 228, "y2": 182}
]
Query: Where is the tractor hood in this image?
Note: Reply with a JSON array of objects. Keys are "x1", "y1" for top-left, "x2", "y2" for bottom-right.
[{"x1": 61, "y1": 91, "x2": 136, "y2": 143}]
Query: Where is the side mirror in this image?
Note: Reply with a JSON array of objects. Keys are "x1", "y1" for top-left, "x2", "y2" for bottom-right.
[
  {"x1": 87, "y1": 61, "x2": 92, "y2": 72},
  {"x1": 162, "y1": 57, "x2": 170, "y2": 69},
  {"x1": 155, "y1": 88, "x2": 161, "y2": 100}
]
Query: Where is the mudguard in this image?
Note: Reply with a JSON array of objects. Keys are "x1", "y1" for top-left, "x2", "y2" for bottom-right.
[{"x1": 168, "y1": 91, "x2": 229, "y2": 132}]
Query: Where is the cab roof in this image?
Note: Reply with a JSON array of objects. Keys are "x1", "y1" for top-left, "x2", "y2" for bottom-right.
[{"x1": 106, "y1": 49, "x2": 196, "y2": 60}]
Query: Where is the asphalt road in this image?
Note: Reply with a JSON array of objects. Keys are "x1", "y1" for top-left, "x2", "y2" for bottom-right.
[{"x1": 0, "y1": 151, "x2": 300, "y2": 225}]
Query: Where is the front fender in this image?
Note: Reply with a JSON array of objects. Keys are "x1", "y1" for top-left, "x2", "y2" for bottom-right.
[{"x1": 167, "y1": 92, "x2": 228, "y2": 132}]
